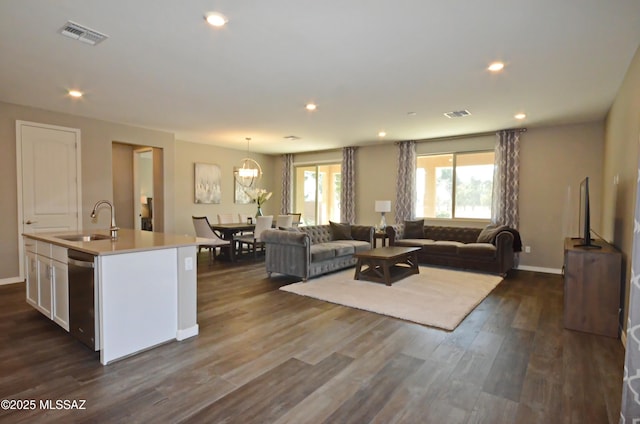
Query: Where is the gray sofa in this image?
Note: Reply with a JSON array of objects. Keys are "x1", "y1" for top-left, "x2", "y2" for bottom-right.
[
  {"x1": 262, "y1": 224, "x2": 375, "y2": 281},
  {"x1": 385, "y1": 223, "x2": 518, "y2": 276}
]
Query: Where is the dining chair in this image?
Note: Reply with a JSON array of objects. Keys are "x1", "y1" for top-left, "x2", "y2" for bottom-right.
[
  {"x1": 276, "y1": 214, "x2": 294, "y2": 228},
  {"x1": 238, "y1": 213, "x2": 253, "y2": 224},
  {"x1": 192, "y1": 216, "x2": 231, "y2": 264},
  {"x1": 217, "y1": 213, "x2": 236, "y2": 224},
  {"x1": 234, "y1": 215, "x2": 273, "y2": 259}
]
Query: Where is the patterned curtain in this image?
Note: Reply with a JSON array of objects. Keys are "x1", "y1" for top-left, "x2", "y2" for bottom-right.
[
  {"x1": 492, "y1": 130, "x2": 521, "y2": 228},
  {"x1": 280, "y1": 154, "x2": 293, "y2": 214},
  {"x1": 395, "y1": 140, "x2": 416, "y2": 222},
  {"x1": 620, "y1": 154, "x2": 640, "y2": 421},
  {"x1": 341, "y1": 147, "x2": 357, "y2": 223}
]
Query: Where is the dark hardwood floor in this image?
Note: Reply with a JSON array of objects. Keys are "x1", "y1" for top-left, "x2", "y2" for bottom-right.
[{"x1": 0, "y1": 255, "x2": 625, "y2": 423}]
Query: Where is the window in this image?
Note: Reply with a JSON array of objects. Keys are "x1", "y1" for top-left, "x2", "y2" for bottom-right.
[
  {"x1": 294, "y1": 163, "x2": 341, "y2": 225},
  {"x1": 415, "y1": 151, "x2": 495, "y2": 219}
]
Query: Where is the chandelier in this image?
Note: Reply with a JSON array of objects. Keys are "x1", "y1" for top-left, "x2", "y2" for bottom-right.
[{"x1": 234, "y1": 138, "x2": 262, "y2": 188}]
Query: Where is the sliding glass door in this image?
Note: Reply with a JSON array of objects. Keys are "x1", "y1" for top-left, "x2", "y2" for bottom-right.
[{"x1": 294, "y1": 163, "x2": 341, "y2": 225}]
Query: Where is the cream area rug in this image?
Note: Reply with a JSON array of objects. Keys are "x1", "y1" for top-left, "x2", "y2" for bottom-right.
[{"x1": 280, "y1": 266, "x2": 503, "y2": 331}]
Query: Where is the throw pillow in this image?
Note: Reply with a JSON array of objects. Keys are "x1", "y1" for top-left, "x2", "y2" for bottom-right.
[
  {"x1": 329, "y1": 221, "x2": 353, "y2": 240},
  {"x1": 404, "y1": 219, "x2": 425, "y2": 239},
  {"x1": 477, "y1": 224, "x2": 508, "y2": 243}
]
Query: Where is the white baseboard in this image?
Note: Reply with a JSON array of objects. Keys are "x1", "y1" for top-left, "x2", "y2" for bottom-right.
[
  {"x1": 516, "y1": 265, "x2": 562, "y2": 275},
  {"x1": 0, "y1": 277, "x2": 23, "y2": 286},
  {"x1": 176, "y1": 324, "x2": 199, "y2": 341}
]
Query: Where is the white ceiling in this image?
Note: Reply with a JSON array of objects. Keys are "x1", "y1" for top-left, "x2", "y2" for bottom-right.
[{"x1": 1, "y1": 1, "x2": 639, "y2": 154}]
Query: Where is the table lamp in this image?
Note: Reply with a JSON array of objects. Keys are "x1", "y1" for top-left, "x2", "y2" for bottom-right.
[{"x1": 375, "y1": 200, "x2": 391, "y2": 230}]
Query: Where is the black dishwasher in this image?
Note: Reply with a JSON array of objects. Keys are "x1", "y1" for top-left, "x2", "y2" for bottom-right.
[{"x1": 68, "y1": 249, "x2": 97, "y2": 350}]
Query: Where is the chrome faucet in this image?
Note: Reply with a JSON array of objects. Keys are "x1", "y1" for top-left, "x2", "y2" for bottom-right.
[{"x1": 90, "y1": 200, "x2": 119, "y2": 239}]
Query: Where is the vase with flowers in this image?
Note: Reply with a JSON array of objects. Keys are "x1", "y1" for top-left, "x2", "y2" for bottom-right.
[{"x1": 246, "y1": 188, "x2": 272, "y2": 217}]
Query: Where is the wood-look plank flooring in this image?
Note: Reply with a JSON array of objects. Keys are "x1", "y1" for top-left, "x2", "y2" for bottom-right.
[{"x1": 0, "y1": 255, "x2": 625, "y2": 423}]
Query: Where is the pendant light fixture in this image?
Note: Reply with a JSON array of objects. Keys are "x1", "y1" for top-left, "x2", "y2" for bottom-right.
[{"x1": 234, "y1": 137, "x2": 262, "y2": 188}]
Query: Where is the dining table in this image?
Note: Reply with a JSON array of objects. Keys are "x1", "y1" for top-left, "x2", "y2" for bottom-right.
[{"x1": 209, "y1": 223, "x2": 255, "y2": 261}]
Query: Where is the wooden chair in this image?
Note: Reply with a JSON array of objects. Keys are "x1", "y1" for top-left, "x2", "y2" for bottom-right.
[
  {"x1": 192, "y1": 216, "x2": 231, "y2": 264},
  {"x1": 288, "y1": 212, "x2": 302, "y2": 226},
  {"x1": 234, "y1": 216, "x2": 273, "y2": 258}
]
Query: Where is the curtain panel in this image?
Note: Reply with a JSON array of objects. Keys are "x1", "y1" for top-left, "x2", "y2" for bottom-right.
[
  {"x1": 280, "y1": 154, "x2": 293, "y2": 214},
  {"x1": 620, "y1": 150, "x2": 640, "y2": 422},
  {"x1": 341, "y1": 147, "x2": 357, "y2": 223},
  {"x1": 492, "y1": 130, "x2": 521, "y2": 229},
  {"x1": 395, "y1": 140, "x2": 416, "y2": 222}
]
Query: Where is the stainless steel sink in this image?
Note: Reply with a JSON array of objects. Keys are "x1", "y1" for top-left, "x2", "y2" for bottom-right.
[{"x1": 56, "y1": 233, "x2": 112, "y2": 242}]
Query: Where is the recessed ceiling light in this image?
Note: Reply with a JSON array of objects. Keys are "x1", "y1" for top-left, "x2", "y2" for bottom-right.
[
  {"x1": 205, "y1": 13, "x2": 228, "y2": 27},
  {"x1": 514, "y1": 113, "x2": 527, "y2": 120},
  {"x1": 488, "y1": 62, "x2": 505, "y2": 72},
  {"x1": 305, "y1": 103, "x2": 317, "y2": 111},
  {"x1": 68, "y1": 90, "x2": 83, "y2": 98},
  {"x1": 378, "y1": 131, "x2": 386, "y2": 137}
]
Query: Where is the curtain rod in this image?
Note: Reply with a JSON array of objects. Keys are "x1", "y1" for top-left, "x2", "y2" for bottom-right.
[{"x1": 395, "y1": 127, "x2": 527, "y2": 145}]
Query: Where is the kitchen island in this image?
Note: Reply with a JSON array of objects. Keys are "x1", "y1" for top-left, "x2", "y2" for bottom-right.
[{"x1": 23, "y1": 229, "x2": 201, "y2": 365}]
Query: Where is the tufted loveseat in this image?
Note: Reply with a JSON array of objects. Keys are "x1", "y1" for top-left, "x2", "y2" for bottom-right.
[
  {"x1": 385, "y1": 223, "x2": 518, "y2": 276},
  {"x1": 262, "y1": 224, "x2": 375, "y2": 281}
]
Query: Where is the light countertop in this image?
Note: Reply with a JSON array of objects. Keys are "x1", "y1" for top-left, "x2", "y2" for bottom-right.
[{"x1": 24, "y1": 229, "x2": 204, "y2": 256}]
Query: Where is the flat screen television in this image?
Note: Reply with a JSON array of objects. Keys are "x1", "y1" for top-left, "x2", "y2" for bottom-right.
[{"x1": 577, "y1": 177, "x2": 600, "y2": 249}]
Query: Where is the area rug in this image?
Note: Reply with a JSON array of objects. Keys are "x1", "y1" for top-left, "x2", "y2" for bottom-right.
[{"x1": 280, "y1": 266, "x2": 503, "y2": 331}]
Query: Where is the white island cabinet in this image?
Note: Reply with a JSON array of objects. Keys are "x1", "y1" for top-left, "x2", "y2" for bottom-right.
[
  {"x1": 24, "y1": 239, "x2": 69, "y2": 330},
  {"x1": 23, "y1": 229, "x2": 200, "y2": 365}
]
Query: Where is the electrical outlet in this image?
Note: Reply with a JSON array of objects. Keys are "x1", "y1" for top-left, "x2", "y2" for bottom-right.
[
  {"x1": 185, "y1": 257, "x2": 193, "y2": 271},
  {"x1": 524, "y1": 246, "x2": 531, "y2": 253}
]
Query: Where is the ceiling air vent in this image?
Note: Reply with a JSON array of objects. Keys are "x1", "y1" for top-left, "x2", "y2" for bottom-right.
[
  {"x1": 444, "y1": 110, "x2": 471, "y2": 119},
  {"x1": 59, "y1": 21, "x2": 108, "y2": 45}
]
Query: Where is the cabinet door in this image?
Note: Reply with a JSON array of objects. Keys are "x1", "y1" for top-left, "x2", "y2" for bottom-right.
[
  {"x1": 25, "y1": 251, "x2": 38, "y2": 307},
  {"x1": 52, "y1": 260, "x2": 69, "y2": 331},
  {"x1": 36, "y1": 256, "x2": 53, "y2": 318}
]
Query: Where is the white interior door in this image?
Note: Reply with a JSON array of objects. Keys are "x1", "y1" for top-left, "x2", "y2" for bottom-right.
[{"x1": 17, "y1": 121, "x2": 82, "y2": 277}]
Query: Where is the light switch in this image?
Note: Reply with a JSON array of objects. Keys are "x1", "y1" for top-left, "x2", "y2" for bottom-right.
[{"x1": 185, "y1": 257, "x2": 193, "y2": 271}]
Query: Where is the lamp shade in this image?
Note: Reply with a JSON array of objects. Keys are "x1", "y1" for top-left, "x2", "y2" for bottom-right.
[{"x1": 375, "y1": 200, "x2": 391, "y2": 213}]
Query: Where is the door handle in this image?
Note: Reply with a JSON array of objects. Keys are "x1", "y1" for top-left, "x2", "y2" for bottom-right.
[{"x1": 25, "y1": 220, "x2": 38, "y2": 225}]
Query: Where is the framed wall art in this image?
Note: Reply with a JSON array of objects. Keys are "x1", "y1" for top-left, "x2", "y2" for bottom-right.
[{"x1": 194, "y1": 163, "x2": 221, "y2": 204}]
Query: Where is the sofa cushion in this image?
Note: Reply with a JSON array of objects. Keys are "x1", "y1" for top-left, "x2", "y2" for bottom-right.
[
  {"x1": 310, "y1": 243, "x2": 336, "y2": 262},
  {"x1": 458, "y1": 243, "x2": 497, "y2": 258},
  {"x1": 404, "y1": 219, "x2": 425, "y2": 239},
  {"x1": 396, "y1": 239, "x2": 435, "y2": 248},
  {"x1": 336, "y1": 239, "x2": 371, "y2": 253},
  {"x1": 422, "y1": 241, "x2": 464, "y2": 255},
  {"x1": 331, "y1": 242, "x2": 356, "y2": 257},
  {"x1": 477, "y1": 224, "x2": 508, "y2": 244},
  {"x1": 329, "y1": 221, "x2": 353, "y2": 240}
]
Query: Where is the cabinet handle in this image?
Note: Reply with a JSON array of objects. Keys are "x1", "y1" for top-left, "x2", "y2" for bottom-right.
[{"x1": 25, "y1": 220, "x2": 38, "y2": 225}]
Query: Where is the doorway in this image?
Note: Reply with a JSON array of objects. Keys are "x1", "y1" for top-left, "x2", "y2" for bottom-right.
[
  {"x1": 134, "y1": 149, "x2": 154, "y2": 231},
  {"x1": 112, "y1": 142, "x2": 164, "y2": 232}
]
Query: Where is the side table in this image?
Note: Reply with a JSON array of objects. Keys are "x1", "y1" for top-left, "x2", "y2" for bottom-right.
[{"x1": 374, "y1": 231, "x2": 388, "y2": 248}]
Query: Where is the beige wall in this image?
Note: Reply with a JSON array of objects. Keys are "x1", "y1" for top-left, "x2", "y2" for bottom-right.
[
  {"x1": 0, "y1": 101, "x2": 176, "y2": 281},
  {"x1": 603, "y1": 45, "x2": 640, "y2": 332},
  {"x1": 173, "y1": 140, "x2": 279, "y2": 237},
  {"x1": 519, "y1": 122, "x2": 604, "y2": 270}
]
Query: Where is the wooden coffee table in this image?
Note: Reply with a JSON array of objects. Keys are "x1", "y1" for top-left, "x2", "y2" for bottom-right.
[{"x1": 354, "y1": 246, "x2": 420, "y2": 286}]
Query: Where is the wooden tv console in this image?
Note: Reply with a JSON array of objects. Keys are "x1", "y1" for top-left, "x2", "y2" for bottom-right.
[{"x1": 563, "y1": 238, "x2": 621, "y2": 338}]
